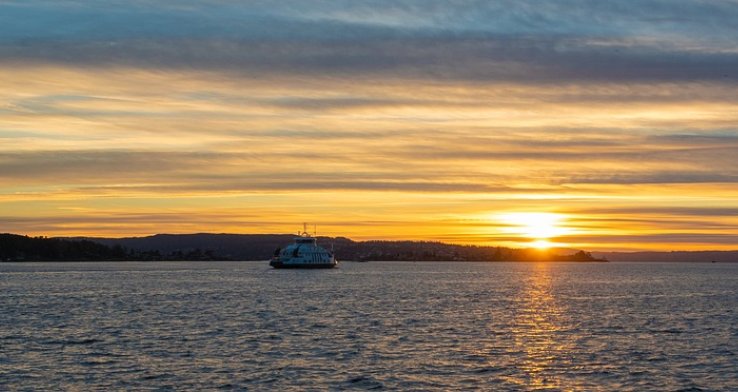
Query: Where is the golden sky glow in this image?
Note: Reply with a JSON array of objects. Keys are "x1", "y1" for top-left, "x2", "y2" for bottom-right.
[{"x1": 2, "y1": 2, "x2": 738, "y2": 251}]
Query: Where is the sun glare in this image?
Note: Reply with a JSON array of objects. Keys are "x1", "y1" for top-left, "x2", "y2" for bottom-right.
[
  {"x1": 531, "y1": 239, "x2": 554, "y2": 249},
  {"x1": 499, "y1": 212, "x2": 570, "y2": 249}
]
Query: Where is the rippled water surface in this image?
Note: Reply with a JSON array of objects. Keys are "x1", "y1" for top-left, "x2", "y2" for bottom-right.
[{"x1": 1, "y1": 261, "x2": 737, "y2": 391}]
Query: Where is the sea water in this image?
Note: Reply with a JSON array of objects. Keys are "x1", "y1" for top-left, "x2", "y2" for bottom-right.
[{"x1": 1, "y1": 261, "x2": 736, "y2": 391}]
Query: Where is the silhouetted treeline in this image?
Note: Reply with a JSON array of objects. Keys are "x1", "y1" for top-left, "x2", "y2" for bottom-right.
[
  {"x1": 2, "y1": 233, "x2": 605, "y2": 262},
  {"x1": 8, "y1": 232, "x2": 738, "y2": 262},
  {"x1": 0, "y1": 234, "x2": 229, "y2": 261},
  {"x1": 86, "y1": 233, "x2": 297, "y2": 260},
  {"x1": 332, "y1": 240, "x2": 602, "y2": 262},
  {"x1": 0, "y1": 233, "x2": 129, "y2": 261},
  {"x1": 70, "y1": 233, "x2": 603, "y2": 262}
]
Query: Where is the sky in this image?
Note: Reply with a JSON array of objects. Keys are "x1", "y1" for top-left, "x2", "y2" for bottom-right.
[{"x1": 1, "y1": 0, "x2": 738, "y2": 251}]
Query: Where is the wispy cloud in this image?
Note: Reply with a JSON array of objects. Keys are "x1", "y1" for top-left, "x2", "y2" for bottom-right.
[
  {"x1": 1, "y1": 1, "x2": 738, "y2": 249},
  {"x1": 2, "y1": 1, "x2": 738, "y2": 83}
]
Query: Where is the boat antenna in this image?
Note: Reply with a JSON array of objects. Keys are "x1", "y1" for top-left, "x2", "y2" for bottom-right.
[
  {"x1": 314, "y1": 224, "x2": 317, "y2": 237},
  {"x1": 303, "y1": 222, "x2": 307, "y2": 236}
]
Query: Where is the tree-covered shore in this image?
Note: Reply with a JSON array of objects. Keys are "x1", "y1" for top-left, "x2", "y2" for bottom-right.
[
  {"x1": 1, "y1": 233, "x2": 605, "y2": 262},
  {"x1": 0, "y1": 234, "x2": 222, "y2": 261}
]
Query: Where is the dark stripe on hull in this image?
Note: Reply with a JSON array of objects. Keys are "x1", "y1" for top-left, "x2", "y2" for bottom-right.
[{"x1": 270, "y1": 261, "x2": 337, "y2": 269}]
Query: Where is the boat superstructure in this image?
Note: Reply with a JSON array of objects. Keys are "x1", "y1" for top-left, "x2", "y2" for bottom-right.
[{"x1": 270, "y1": 225, "x2": 337, "y2": 269}]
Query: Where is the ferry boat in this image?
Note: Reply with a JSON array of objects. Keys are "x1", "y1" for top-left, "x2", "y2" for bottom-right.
[{"x1": 270, "y1": 225, "x2": 338, "y2": 269}]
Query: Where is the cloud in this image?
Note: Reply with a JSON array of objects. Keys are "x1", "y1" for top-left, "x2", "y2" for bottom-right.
[
  {"x1": 0, "y1": 150, "x2": 520, "y2": 193},
  {"x1": 1, "y1": 1, "x2": 738, "y2": 83},
  {"x1": 572, "y1": 206, "x2": 738, "y2": 218},
  {"x1": 2, "y1": 36, "x2": 737, "y2": 84},
  {"x1": 0, "y1": 150, "x2": 227, "y2": 182},
  {"x1": 559, "y1": 233, "x2": 738, "y2": 245},
  {"x1": 2, "y1": 1, "x2": 738, "y2": 248},
  {"x1": 564, "y1": 172, "x2": 738, "y2": 185}
]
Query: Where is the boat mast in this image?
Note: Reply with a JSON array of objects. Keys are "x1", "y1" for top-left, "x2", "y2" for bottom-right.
[{"x1": 299, "y1": 222, "x2": 318, "y2": 237}]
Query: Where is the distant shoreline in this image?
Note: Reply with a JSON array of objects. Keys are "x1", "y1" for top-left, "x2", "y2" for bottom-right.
[
  {"x1": 1, "y1": 233, "x2": 604, "y2": 263},
  {"x1": 6, "y1": 259, "x2": 738, "y2": 264},
  {"x1": 2, "y1": 258, "x2": 610, "y2": 263},
  {"x1": 4, "y1": 232, "x2": 738, "y2": 263}
]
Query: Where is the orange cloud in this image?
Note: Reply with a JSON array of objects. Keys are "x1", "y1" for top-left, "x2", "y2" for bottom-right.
[{"x1": 1, "y1": 66, "x2": 737, "y2": 250}]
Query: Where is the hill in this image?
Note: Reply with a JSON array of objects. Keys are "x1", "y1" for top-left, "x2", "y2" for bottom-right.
[
  {"x1": 7, "y1": 232, "x2": 737, "y2": 262},
  {"x1": 79, "y1": 233, "x2": 601, "y2": 262},
  {"x1": 3, "y1": 233, "x2": 602, "y2": 262},
  {"x1": 0, "y1": 233, "x2": 129, "y2": 261}
]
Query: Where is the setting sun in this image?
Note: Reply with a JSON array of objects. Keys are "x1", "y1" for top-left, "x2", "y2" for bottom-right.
[
  {"x1": 530, "y1": 239, "x2": 554, "y2": 249},
  {"x1": 499, "y1": 213, "x2": 570, "y2": 249}
]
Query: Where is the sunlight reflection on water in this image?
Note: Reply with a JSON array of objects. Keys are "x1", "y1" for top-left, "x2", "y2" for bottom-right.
[
  {"x1": 514, "y1": 263, "x2": 568, "y2": 390},
  {"x1": 1, "y1": 261, "x2": 736, "y2": 391}
]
